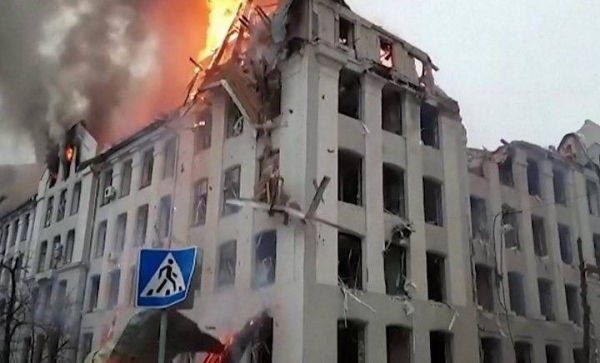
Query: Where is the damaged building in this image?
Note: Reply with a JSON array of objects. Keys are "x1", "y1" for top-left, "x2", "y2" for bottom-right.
[{"x1": 1, "y1": 0, "x2": 600, "y2": 363}]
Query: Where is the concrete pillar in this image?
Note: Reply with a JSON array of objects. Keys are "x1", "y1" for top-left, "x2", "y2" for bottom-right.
[
  {"x1": 362, "y1": 72, "x2": 386, "y2": 294},
  {"x1": 404, "y1": 93, "x2": 428, "y2": 301}
]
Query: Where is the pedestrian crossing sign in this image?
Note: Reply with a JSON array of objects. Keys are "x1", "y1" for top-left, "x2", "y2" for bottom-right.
[{"x1": 136, "y1": 246, "x2": 197, "y2": 309}]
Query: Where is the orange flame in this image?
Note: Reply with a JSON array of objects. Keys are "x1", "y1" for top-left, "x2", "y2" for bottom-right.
[
  {"x1": 199, "y1": 0, "x2": 245, "y2": 59},
  {"x1": 64, "y1": 145, "x2": 74, "y2": 162}
]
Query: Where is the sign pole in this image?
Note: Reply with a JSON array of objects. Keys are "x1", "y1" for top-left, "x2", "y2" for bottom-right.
[{"x1": 158, "y1": 309, "x2": 168, "y2": 363}]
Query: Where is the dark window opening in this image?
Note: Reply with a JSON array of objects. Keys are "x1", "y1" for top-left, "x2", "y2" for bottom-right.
[
  {"x1": 423, "y1": 178, "x2": 443, "y2": 226},
  {"x1": 508, "y1": 272, "x2": 526, "y2": 316},
  {"x1": 253, "y1": 230, "x2": 277, "y2": 288},
  {"x1": 558, "y1": 224, "x2": 572, "y2": 264},
  {"x1": 57, "y1": 189, "x2": 67, "y2": 222},
  {"x1": 338, "y1": 233, "x2": 362, "y2": 290},
  {"x1": 337, "y1": 320, "x2": 365, "y2": 363},
  {"x1": 192, "y1": 179, "x2": 208, "y2": 226},
  {"x1": 430, "y1": 331, "x2": 452, "y2": 363},
  {"x1": 101, "y1": 169, "x2": 114, "y2": 205},
  {"x1": 256, "y1": 149, "x2": 282, "y2": 205},
  {"x1": 194, "y1": 109, "x2": 212, "y2": 153},
  {"x1": 120, "y1": 160, "x2": 132, "y2": 198},
  {"x1": 70, "y1": 181, "x2": 81, "y2": 215},
  {"x1": 573, "y1": 348, "x2": 585, "y2": 363},
  {"x1": 339, "y1": 69, "x2": 361, "y2": 119},
  {"x1": 565, "y1": 285, "x2": 581, "y2": 325},
  {"x1": 527, "y1": 159, "x2": 541, "y2": 197},
  {"x1": 427, "y1": 253, "x2": 446, "y2": 303},
  {"x1": 108, "y1": 269, "x2": 120, "y2": 309},
  {"x1": 140, "y1": 148, "x2": 154, "y2": 189},
  {"x1": 249, "y1": 316, "x2": 273, "y2": 363},
  {"x1": 594, "y1": 234, "x2": 600, "y2": 267},
  {"x1": 382, "y1": 87, "x2": 403, "y2": 136},
  {"x1": 37, "y1": 241, "x2": 47, "y2": 273},
  {"x1": 420, "y1": 103, "x2": 439, "y2": 149},
  {"x1": 95, "y1": 220, "x2": 107, "y2": 258},
  {"x1": 380, "y1": 38, "x2": 394, "y2": 68},
  {"x1": 383, "y1": 164, "x2": 405, "y2": 216},
  {"x1": 338, "y1": 17, "x2": 355, "y2": 47},
  {"x1": 162, "y1": 138, "x2": 177, "y2": 180},
  {"x1": 553, "y1": 169, "x2": 566, "y2": 205},
  {"x1": 88, "y1": 275, "x2": 100, "y2": 311},
  {"x1": 587, "y1": 180, "x2": 599, "y2": 216},
  {"x1": 481, "y1": 337, "x2": 501, "y2": 363},
  {"x1": 222, "y1": 166, "x2": 241, "y2": 216},
  {"x1": 64, "y1": 229, "x2": 75, "y2": 264},
  {"x1": 158, "y1": 195, "x2": 172, "y2": 239},
  {"x1": 114, "y1": 213, "x2": 127, "y2": 252},
  {"x1": 546, "y1": 345, "x2": 560, "y2": 363},
  {"x1": 470, "y1": 196, "x2": 489, "y2": 240},
  {"x1": 538, "y1": 279, "x2": 554, "y2": 321},
  {"x1": 515, "y1": 342, "x2": 533, "y2": 363},
  {"x1": 135, "y1": 204, "x2": 149, "y2": 246},
  {"x1": 338, "y1": 150, "x2": 363, "y2": 206},
  {"x1": 20, "y1": 214, "x2": 29, "y2": 242},
  {"x1": 51, "y1": 235, "x2": 61, "y2": 269},
  {"x1": 226, "y1": 97, "x2": 244, "y2": 138},
  {"x1": 217, "y1": 240, "x2": 237, "y2": 287},
  {"x1": 475, "y1": 265, "x2": 494, "y2": 312},
  {"x1": 499, "y1": 157, "x2": 514, "y2": 187},
  {"x1": 532, "y1": 217, "x2": 547, "y2": 257},
  {"x1": 263, "y1": 70, "x2": 282, "y2": 121},
  {"x1": 502, "y1": 205, "x2": 520, "y2": 249},
  {"x1": 384, "y1": 243, "x2": 407, "y2": 296},
  {"x1": 81, "y1": 334, "x2": 94, "y2": 362},
  {"x1": 44, "y1": 196, "x2": 54, "y2": 228},
  {"x1": 386, "y1": 326, "x2": 410, "y2": 363}
]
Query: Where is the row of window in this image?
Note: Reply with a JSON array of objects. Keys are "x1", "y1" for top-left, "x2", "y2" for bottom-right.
[
  {"x1": 43, "y1": 181, "x2": 82, "y2": 228},
  {"x1": 36, "y1": 229, "x2": 76, "y2": 273},
  {"x1": 0, "y1": 212, "x2": 31, "y2": 251}
]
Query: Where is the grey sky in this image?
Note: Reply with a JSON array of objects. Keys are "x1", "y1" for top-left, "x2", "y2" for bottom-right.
[{"x1": 348, "y1": 0, "x2": 600, "y2": 149}]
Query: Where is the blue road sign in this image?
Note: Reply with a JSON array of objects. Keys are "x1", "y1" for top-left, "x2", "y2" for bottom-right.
[{"x1": 136, "y1": 246, "x2": 197, "y2": 309}]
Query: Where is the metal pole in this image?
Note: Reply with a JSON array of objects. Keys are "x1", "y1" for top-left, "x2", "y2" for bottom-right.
[{"x1": 158, "y1": 309, "x2": 168, "y2": 363}]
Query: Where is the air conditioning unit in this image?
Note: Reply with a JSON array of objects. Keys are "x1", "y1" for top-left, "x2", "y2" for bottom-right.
[{"x1": 104, "y1": 186, "x2": 116, "y2": 201}]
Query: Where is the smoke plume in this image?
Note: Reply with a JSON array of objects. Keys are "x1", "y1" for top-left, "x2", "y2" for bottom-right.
[{"x1": 0, "y1": 0, "x2": 208, "y2": 163}]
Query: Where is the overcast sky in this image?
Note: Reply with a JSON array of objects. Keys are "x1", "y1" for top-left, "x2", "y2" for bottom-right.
[{"x1": 348, "y1": 0, "x2": 600, "y2": 149}]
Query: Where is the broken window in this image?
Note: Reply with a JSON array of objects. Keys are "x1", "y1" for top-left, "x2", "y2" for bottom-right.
[
  {"x1": 384, "y1": 243, "x2": 407, "y2": 296},
  {"x1": 338, "y1": 233, "x2": 362, "y2": 290},
  {"x1": 101, "y1": 168, "x2": 114, "y2": 205},
  {"x1": 222, "y1": 166, "x2": 241, "y2": 216},
  {"x1": 94, "y1": 220, "x2": 107, "y2": 258},
  {"x1": 256, "y1": 149, "x2": 282, "y2": 204},
  {"x1": 527, "y1": 159, "x2": 541, "y2": 197},
  {"x1": 382, "y1": 86, "x2": 403, "y2": 135},
  {"x1": 380, "y1": 37, "x2": 394, "y2": 68},
  {"x1": 481, "y1": 337, "x2": 501, "y2": 363},
  {"x1": 107, "y1": 269, "x2": 120, "y2": 310},
  {"x1": 51, "y1": 235, "x2": 61, "y2": 268},
  {"x1": 71, "y1": 181, "x2": 81, "y2": 215},
  {"x1": 508, "y1": 272, "x2": 526, "y2": 316},
  {"x1": 383, "y1": 164, "x2": 405, "y2": 216},
  {"x1": 515, "y1": 342, "x2": 532, "y2": 363},
  {"x1": 64, "y1": 229, "x2": 74, "y2": 264},
  {"x1": 587, "y1": 180, "x2": 599, "y2": 216},
  {"x1": 423, "y1": 178, "x2": 443, "y2": 226},
  {"x1": 135, "y1": 204, "x2": 148, "y2": 246},
  {"x1": 337, "y1": 320, "x2": 365, "y2": 363},
  {"x1": 263, "y1": 70, "x2": 282, "y2": 121},
  {"x1": 475, "y1": 265, "x2": 494, "y2": 312},
  {"x1": 253, "y1": 230, "x2": 277, "y2": 288},
  {"x1": 119, "y1": 160, "x2": 132, "y2": 198},
  {"x1": 430, "y1": 331, "x2": 452, "y2": 363},
  {"x1": 192, "y1": 179, "x2": 208, "y2": 226},
  {"x1": 158, "y1": 195, "x2": 172, "y2": 239},
  {"x1": 217, "y1": 240, "x2": 237, "y2": 287},
  {"x1": 420, "y1": 103, "x2": 439, "y2": 149},
  {"x1": 140, "y1": 148, "x2": 154, "y2": 189},
  {"x1": 338, "y1": 69, "x2": 361, "y2": 119},
  {"x1": 225, "y1": 97, "x2": 244, "y2": 138},
  {"x1": 470, "y1": 196, "x2": 489, "y2": 240},
  {"x1": 88, "y1": 275, "x2": 100, "y2": 311},
  {"x1": 194, "y1": 109, "x2": 212, "y2": 153},
  {"x1": 546, "y1": 345, "x2": 560, "y2": 363},
  {"x1": 386, "y1": 326, "x2": 410, "y2": 363},
  {"x1": 20, "y1": 213, "x2": 29, "y2": 241},
  {"x1": 249, "y1": 316, "x2": 273, "y2": 363},
  {"x1": 538, "y1": 278, "x2": 554, "y2": 321},
  {"x1": 162, "y1": 137, "x2": 177, "y2": 180},
  {"x1": 427, "y1": 253, "x2": 446, "y2": 303},
  {"x1": 37, "y1": 241, "x2": 47, "y2": 272},
  {"x1": 44, "y1": 196, "x2": 54, "y2": 228},
  {"x1": 57, "y1": 189, "x2": 67, "y2": 222},
  {"x1": 338, "y1": 17, "x2": 355, "y2": 47},
  {"x1": 532, "y1": 216, "x2": 547, "y2": 257},
  {"x1": 339, "y1": 150, "x2": 363, "y2": 206},
  {"x1": 595, "y1": 234, "x2": 600, "y2": 267},
  {"x1": 565, "y1": 284, "x2": 581, "y2": 325},
  {"x1": 558, "y1": 224, "x2": 572, "y2": 264},
  {"x1": 114, "y1": 213, "x2": 127, "y2": 252},
  {"x1": 499, "y1": 156, "x2": 514, "y2": 187},
  {"x1": 502, "y1": 205, "x2": 520, "y2": 249},
  {"x1": 553, "y1": 169, "x2": 566, "y2": 205}
]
